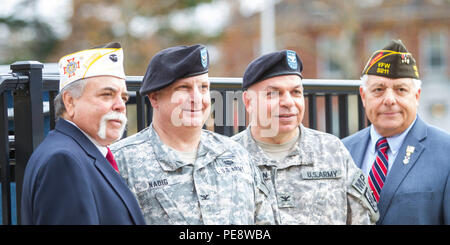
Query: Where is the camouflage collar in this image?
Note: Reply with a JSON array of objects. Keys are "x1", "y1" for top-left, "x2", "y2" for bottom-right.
[
  {"x1": 243, "y1": 125, "x2": 315, "y2": 168},
  {"x1": 148, "y1": 124, "x2": 228, "y2": 171},
  {"x1": 196, "y1": 131, "x2": 229, "y2": 169},
  {"x1": 288, "y1": 124, "x2": 315, "y2": 166},
  {"x1": 243, "y1": 127, "x2": 276, "y2": 167},
  {"x1": 148, "y1": 125, "x2": 190, "y2": 171}
]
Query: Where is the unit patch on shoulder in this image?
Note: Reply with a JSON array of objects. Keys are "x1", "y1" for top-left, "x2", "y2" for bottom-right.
[
  {"x1": 364, "y1": 188, "x2": 378, "y2": 213},
  {"x1": 351, "y1": 172, "x2": 366, "y2": 195}
]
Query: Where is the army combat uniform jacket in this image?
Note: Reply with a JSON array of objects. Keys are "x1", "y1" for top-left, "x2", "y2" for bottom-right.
[
  {"x1": 110, "y1": 125, "x2": 275, "y2": 225},
  {"x1": 232, "y1": 126, "x2": 379, "y2": 225}
]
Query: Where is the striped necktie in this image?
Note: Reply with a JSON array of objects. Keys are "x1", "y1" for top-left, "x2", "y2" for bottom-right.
[{"x1": 368, "y1": 137, "x2": 389, "y2": 202}]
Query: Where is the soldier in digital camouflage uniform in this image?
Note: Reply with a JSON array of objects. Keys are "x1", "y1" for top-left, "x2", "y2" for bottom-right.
[
  {"x1": 111, "y1": 44, "x2": 274, "y2": 225},
  {"x1": 232, "y1": 50, "x2": 379, "y2": 224}
]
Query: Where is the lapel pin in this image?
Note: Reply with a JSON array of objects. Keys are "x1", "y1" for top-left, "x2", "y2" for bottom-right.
[{"x1": 403, "y1": 145, "x2": 415, "y2": 165}]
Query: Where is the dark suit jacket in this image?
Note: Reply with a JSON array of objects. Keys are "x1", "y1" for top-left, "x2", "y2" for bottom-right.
[
  {"x1": 21, "y1": 119, "x2": 145, "y2": 225},
  {"x1": 342, "y1": 116, "x2": 450, "y2": 224}
]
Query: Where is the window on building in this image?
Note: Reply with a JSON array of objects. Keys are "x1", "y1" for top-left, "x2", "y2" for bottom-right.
[
  {"x1": 317, "y1": 36, "x2": 344, "y2": 79},
  {"x1": 420, "y1": 30, "x2": 447, "y2": 77}
]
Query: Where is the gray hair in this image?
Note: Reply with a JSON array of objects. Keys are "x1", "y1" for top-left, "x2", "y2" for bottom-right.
[
  {"x1": 54, "y1": 79, "x2": 88, "y2": 119},
  {"x1": 360, "y1": 74, "x2": 422, "y2": 91}
]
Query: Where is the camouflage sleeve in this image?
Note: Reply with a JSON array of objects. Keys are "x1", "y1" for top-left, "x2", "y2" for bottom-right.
[
  {"x1": 341, "y1": 142, "x2": 379, "y2": 225},
  {"x1": 249, "y1": 158, "x2": 276, "y2": 225}
]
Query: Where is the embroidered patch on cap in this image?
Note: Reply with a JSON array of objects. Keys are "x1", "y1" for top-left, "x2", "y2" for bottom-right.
[
  {"x1": 286, "y1": 50, "x2": 298, "y2": 69},
  {"x1": 58, "y1": 42, "x2": 126, "y2": 91}
]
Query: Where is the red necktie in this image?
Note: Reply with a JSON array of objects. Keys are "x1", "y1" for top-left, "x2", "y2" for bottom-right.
[
  {"x1": 368, "y1": 137, "x2": 389, "y2": 202},
  {"x1": 106, "y1": 147, "x2": 119, "y2": 173}
]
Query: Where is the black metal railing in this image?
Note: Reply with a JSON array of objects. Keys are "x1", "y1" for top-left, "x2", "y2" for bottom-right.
[{"x1": 0, "y1": 61, "x2": 367, "y2": 225}]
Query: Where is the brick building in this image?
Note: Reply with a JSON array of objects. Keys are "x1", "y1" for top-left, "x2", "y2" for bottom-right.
[{"x1": 213, "y1": 0, "x2": 450, "y2": 132}]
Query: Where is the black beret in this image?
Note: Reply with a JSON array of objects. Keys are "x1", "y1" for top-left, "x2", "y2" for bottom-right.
[
  {"x1": 140, "y1": 44, "x2": 209, "y2": 95},
  {"x1": 243, "y1": 50, "x2": 303, "y2": 90},
  {"x1": 362, "y1": 39, "x2": 419, "y2": 79}
]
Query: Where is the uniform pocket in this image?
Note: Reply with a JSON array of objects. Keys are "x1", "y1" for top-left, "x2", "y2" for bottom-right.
[{"x1": 155, "y1": 189, "x2": 187, "y2": 225}]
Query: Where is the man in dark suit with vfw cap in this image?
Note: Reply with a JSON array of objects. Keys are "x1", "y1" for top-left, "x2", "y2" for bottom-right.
[
  {"x1": 111, "y1": 44, "x2": 274, "y2": 225},
  {"x1": 232, "y1": 50, "x2": 377, "y2": 224},
  {"x1": 342, "y1": 40, "x2": 450, "y2": 224},
  {"x1": 21, "y1": 43, "x2": 145, "y2": 225}
]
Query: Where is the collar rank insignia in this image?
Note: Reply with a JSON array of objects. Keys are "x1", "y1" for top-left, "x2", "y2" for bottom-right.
[{"x1": 280, "y1": 195, "x2": 290, "y2": 202}]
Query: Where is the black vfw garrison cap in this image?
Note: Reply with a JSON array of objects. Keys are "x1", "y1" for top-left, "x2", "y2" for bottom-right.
[
  {"x1": 362, "y1": 40, "x2": 419, "y2": 79},
  {"x1": 140, "y1": 44, "x2": 209, "y2": 95},
  {"x1": 243, "y1": 50, "x2": 303, "y2": 90}
]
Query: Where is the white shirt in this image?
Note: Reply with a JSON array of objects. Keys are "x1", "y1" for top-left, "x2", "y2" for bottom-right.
[
  {"x1": 63, "y1": 119, "x2": 108, "y2": 158},
  {"x1": 361, "y1": 116, "x2": 417, "y2": 177}
]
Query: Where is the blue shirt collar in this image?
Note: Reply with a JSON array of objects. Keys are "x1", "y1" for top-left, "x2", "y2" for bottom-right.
[{"x1": 369, "y1": 115, "x2": 417, "y2": 155}]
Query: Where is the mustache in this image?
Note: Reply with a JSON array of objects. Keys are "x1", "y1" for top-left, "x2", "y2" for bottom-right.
[
  {"x1": 102, "y1": 111, "x2": 127, "y2": 124},
  {"x1": 97, "y1": 111, "x2": 127, "y2": 141}
]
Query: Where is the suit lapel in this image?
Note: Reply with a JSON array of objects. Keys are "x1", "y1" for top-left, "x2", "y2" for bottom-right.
[
  {"x1": 55, "y1": 119, "x2": 143, "y2": 224},
  {"x1": 377, "y1": 117, "x2": 427, "y2": 223},
  {"x1": 92, "y1": 156, "x2": 143, "y2": 224}
]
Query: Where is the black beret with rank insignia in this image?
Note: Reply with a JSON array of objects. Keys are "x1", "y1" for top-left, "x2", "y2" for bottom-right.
[
  {"x1": 140, "y1": 44, "x2": 209, "y2": 95},
  {"x1": 362, "y1": 40, "x2": 420, "y2": 79},
  {"x1": 243, "y1": 50, "x2": 303, "y2": 90}
]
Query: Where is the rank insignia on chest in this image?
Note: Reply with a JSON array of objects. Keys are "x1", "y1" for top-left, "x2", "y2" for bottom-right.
[{"x1": 277, "y1": 192, "x2": 295, "y2": 208}]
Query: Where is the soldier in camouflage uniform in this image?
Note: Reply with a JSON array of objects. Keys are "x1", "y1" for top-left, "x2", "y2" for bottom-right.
[
  {"x1": 111, "y1": 45, "x2": 274, "y2": 225},
  {"x1": 232, "y1": 50, "x2": 379, "y2": 224}
]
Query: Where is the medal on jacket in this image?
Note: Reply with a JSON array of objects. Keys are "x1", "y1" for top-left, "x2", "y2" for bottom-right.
[{"x1": 402, "y1": 145, "x2": 415, "y2": 165}]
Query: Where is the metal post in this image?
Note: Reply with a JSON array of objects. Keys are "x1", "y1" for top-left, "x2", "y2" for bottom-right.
[
  {"x1": 338, "y1": 94, "x2": 349, "y2": 138},
  {"x1": 48, "y1": 91, "x2": 57, "y2": 130},
  {"x1": 325, "y1": 94, "x2": 333, "y2": 134},
  {"x1": 0, "y1": 92, "x2": 11, "y2": 225},
  {"x1": 145, "y1": 97, "x2": 152, "y2": 127},
  {"x1": 136, "y1": 93, "x2": 147, "y2": 131},
  {"x1": 357, "y1": 94, "x2": 366, "y2": 130},
  {"x1": 213, "y1": 89, "x2": 225, "y2": 135},
  {"x1": 10, "y1": 61, "x2": 44, "y2": 224},
  {"x1": 223, "y1": 91, "x2": 233, "y2": 136},
  {"x1": 308, "y1": 94, "x2": 317, "y2": 130},
  {"x1": 225, "y1": 90, "x2": 245, "y2": 137}
]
